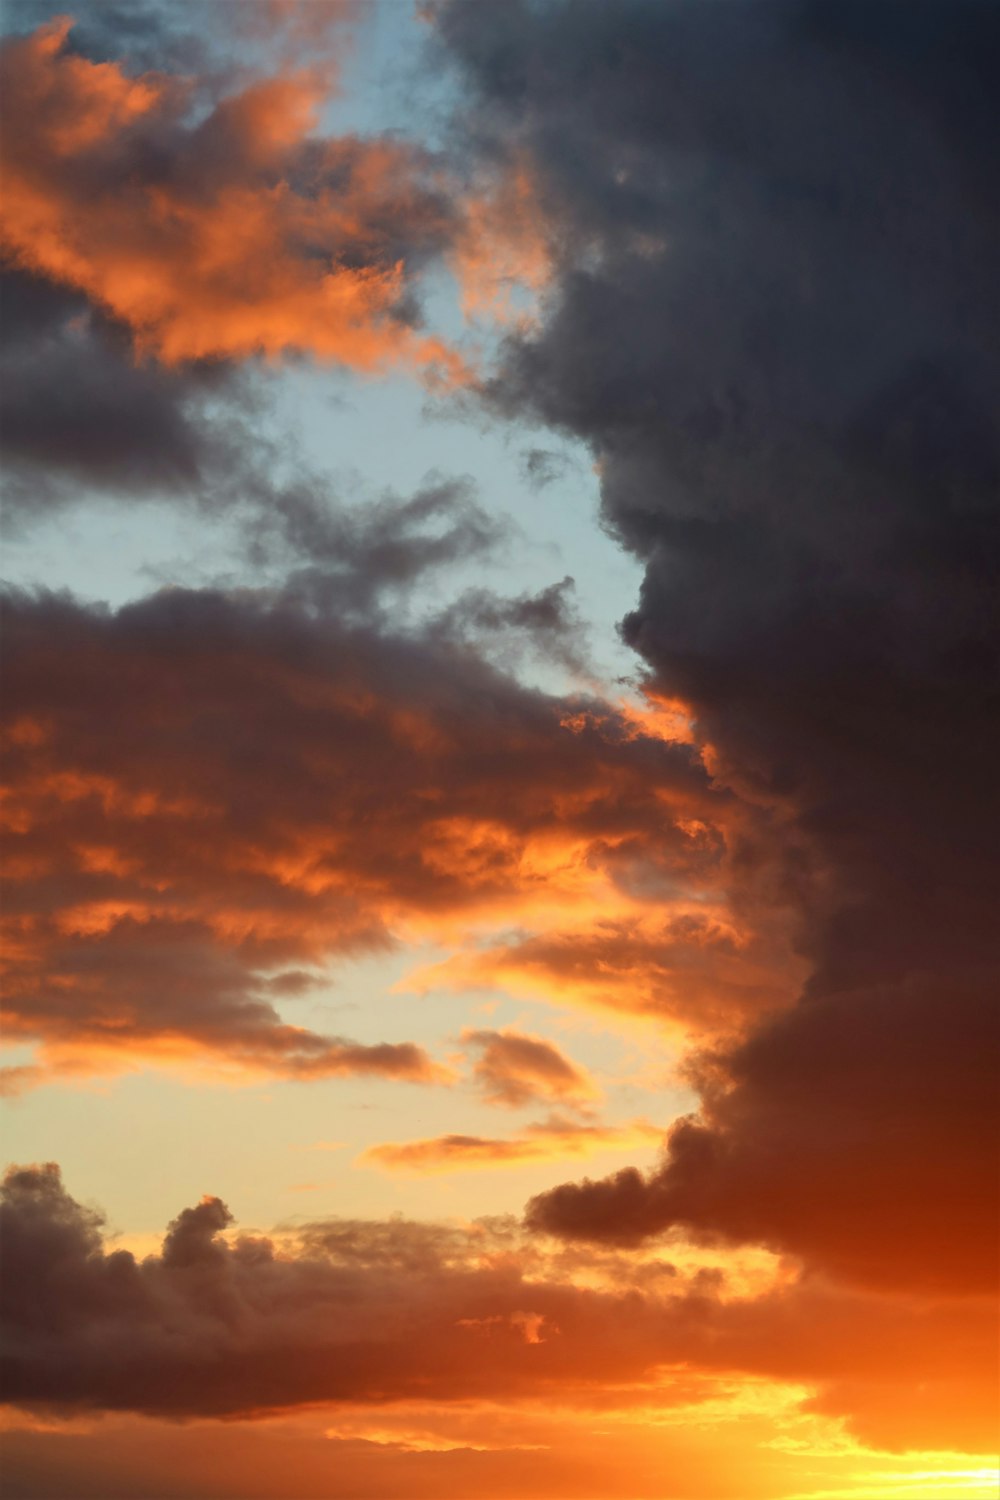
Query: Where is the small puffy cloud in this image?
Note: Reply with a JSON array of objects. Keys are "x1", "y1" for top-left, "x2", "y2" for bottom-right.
[{"x1": 461, "y1": 1028, "x2": 601, "y2": 1110}]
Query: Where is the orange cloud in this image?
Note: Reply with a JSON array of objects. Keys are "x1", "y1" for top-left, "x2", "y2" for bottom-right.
[
  {"x1": 461, "y1": 1027, "x2": 601, "y2": 1109},
  {"x1": 360, "y1": 1117, "x2": 661, "y2": 1173},
  {"x1": 420, "y1": 910, "x2": 804, "y2": 1036},
  {"x1": 2, "y1": 1163, "x2": 996, "y2": 1458},
  {"x1": 2, "y1": 586, "x2": 766, "y2": 1086},
  {"x1": 0, "y1": 21, "x2": 463, "y2": 377}
]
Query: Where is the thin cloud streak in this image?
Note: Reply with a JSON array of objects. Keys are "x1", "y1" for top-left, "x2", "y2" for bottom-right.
[{"x1": 359, "y1": 1116, "x2": 660, "y2": 1174}]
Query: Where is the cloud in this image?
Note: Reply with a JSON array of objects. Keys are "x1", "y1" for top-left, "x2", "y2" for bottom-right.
[
  {"x1": 425, "y1": 910, "x2": 804, "y2": 1036},
  {"x1": 2, "y1": 1, "x2": 352, "y2": 79},
  {"x1": 428, "y1": 576, "x2": 590, "y2": 676},
  {"x1": 461, "y1": 1028, "x2": 601, "y2": 1110},
  {"x1": 360, "y1": 1116, "x2": 659, "y2": 1174},
  {"x1": 247, "y1": 475, "x2": 507, "y2": 609},
  {"x1": 1, "y1": 581, "x2": 727, "y2": 1086},
  {"x1": 0, "y1": 12, "x2": 556, "y2": 537},
  {"x1": 1, "y1": 1164, "x2": 995, "y2": 1455},
  {"x1": 527, "y1": 973, "x2": 999, "y2": 1296},
  {"x1": 431, "y1": 0, "x2": 1000, "y2": 1303},
  {"x1": 518, "y1": 448, "x2": 572, "y2": 492},
  {"x1": 0, "y1": 19, "x2": 463, "y2": 375},
  {"x1": 0, "y1": 902, "x2": 448, "y2": 1093},
  {"x1": 448, "y1": 158, "x2": 552, "y2": 324},
  {"x1": 0, "y1": 263, "x2": 254, "y2": 520}
]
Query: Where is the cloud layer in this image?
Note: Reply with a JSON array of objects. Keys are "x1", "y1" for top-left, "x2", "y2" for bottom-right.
[
  {"x1": 1, "y1": 581, "x2": 733, "y2": 1086},
  {"x1": 2, "y1": 1164, "x2": 994, "y2": 1455}
]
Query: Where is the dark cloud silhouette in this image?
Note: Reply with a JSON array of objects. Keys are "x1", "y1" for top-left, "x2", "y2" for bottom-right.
[
  {"x1": 527, "y1": 975, "x2": 998, "y2": 1295},
  {"x1": 431, "y1": 0, "x2": 1000, "y2": 1299},
  {"x1": 1, "y1": 1164, "x2": 994, "y2": 1453}
]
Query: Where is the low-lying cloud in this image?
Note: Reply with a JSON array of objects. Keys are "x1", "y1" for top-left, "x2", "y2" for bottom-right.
[{"x1": 1, "y1": 1163, "x2": 994, "y2": 1455}]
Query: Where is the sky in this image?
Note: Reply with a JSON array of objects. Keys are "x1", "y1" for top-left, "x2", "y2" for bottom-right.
[{"x1": 0, "y1": 3, "x2": 997, "y2": 1498}]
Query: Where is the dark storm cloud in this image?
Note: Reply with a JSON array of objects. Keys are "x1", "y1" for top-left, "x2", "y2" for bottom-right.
[
  {"x1": 431, "y1": 0, "x2": 1000, "y2": 1297},
  {"x1": 527, "y1": 972, "x2": 999, "y2": 1294}
]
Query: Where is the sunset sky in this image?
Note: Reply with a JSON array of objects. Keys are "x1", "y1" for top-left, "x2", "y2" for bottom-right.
[{"x1": 1, "y1": 3, "x2": 998, "y2": 1498}]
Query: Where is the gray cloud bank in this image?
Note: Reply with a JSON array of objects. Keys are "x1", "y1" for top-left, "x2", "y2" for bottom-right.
[{"x1": 430, "y1": 0, "x2": 1000, "y2": 1298}]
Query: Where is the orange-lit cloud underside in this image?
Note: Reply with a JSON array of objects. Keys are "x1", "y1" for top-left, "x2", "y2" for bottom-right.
[{"x1": 1, "y1": 590, "x2": 798, "y2": 1086}]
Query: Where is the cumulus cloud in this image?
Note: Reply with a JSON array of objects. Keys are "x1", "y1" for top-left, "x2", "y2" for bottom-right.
[{"x1": 432, "y1": 0, "x2": 1000, "y2": 1303}]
